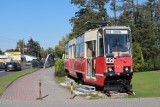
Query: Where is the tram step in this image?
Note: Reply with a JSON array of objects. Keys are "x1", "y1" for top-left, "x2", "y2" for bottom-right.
[
  {"x1": 75, "y1": 88, "x2": 91, "y2": 94},
  {"x1": 75, "y1": 85, "x2": 96, "y2": 94},
  {"x1": 81, "y1": 85, "x2": 96, "y2": 92}
]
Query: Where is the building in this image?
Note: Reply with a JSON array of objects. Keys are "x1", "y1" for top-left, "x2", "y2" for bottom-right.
[{"x1": 0, "y1": 55, "x2": 10, "y2": 63}]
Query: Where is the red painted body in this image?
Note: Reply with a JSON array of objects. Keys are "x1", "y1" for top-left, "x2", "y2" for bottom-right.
[{"x1": 64, "y1": 56, "x2": 133, "y2": 87}]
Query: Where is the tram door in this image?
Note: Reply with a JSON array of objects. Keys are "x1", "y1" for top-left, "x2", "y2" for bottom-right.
[{"x1": 86, "y1": 40, "x2": 96, "y2": 78}]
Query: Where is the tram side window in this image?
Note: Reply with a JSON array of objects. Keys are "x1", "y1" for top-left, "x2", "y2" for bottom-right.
[
  {"x1": 74, "y1": 45, "x2": 76, "y2": 58},
  {"x1": 75, "y1": 44, "x2": 79, "y2": 57},
  {"x1": 65, "y1": 43, "x2": 69, "y2": 58},
  {"x1": 75, "y1": 34, "x2": 84, "y2": 58},
  {"x1": 79, "y1": 43, "x2": 84, "y2": 57},
  {"x1": 99, "y1": 38, "x2": 104, "y2": 56},
  {"x1": 69, "y1": 46, "x2": 72, "y2": 58},
  {"x1": 72, "y1": 45, "x2": 75, "y2": 58},
  {"x1": 87, "y1": 41, "x2": 92, "y2": 57},
  {"x1": 79, "y1": 35, "x2": 84, "y2": 57}
]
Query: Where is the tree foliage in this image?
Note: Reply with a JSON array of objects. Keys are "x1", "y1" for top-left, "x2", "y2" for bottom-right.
[
  {"x1": 26, "y1": 38, "x2": 41, "y2": 59},
  {"x1": 0, "y1": 49, "x2": 3, "y2": 54},
  {"x1": 70, "y1": 9, "x2": 100, "y2": 36},
  {"x1": 56, "y1": 0, "x2": 160, "y2": 71},
  {"x1": 54, "y1": 59, "x2": 66, "y2": 77},
  {"x1": 133, "y1": 42, "x2": 144, "y2": 72},
  {"x1": 16, "y1": 39, "x2": 25, "y2": 54},
  {"x1": 70, "y1": 0, "x2": 110, "y2": 37},
  {"x1": 117, "y1": 0, "x2": 160, "y2": 71},
  {"x1": 53, "y1": 36, "x2": 68, "y2": 58}
]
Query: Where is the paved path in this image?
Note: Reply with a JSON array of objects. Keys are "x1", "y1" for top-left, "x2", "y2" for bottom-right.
[
  {"x1": 0, "y1": 67, "x2": 160, "y2": 107},
  {"x1": 1, "y1": 69, "x2": 45, "y2": 101}
]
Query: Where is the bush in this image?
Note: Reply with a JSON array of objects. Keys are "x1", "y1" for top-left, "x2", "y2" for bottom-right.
[
  {"x1": 142, "y1": 57, "x2": 160, "y2": 71},
  {"x1": 133, "y1": 42, "x2": 144, "y2": 72},
  {"x1": 54, "y1": 59, "x2": 66, "y2": 77}
]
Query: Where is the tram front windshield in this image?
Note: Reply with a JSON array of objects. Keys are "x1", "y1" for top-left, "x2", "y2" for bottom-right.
[{"x1": 104, "y1": 30, "x2": 131, "y2": 57}]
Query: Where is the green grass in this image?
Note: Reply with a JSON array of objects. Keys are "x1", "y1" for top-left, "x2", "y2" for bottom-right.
[
  {"x1": 130, "y1": 70, "x2": 160, "y2": 98},
  {"x1": 54, "y1": 76, "x2": 66, "y2": 84},
  {"x1": 54, "y1": 71, "x2": 160, "y2": 98},
  {"x1": 0, "y1": 68, "x2": 38, "y2": 95}
]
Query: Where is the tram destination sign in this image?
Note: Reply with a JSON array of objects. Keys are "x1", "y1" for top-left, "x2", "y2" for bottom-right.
[{"x1": 105, "y1": 30, "x2": 128, "y2": 34}]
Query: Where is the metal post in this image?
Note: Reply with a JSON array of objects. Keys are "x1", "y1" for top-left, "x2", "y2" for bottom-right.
[
  {"x1": 36, "y1": 79, "x2": 42, "y2": 100},
  {"x1": 39, "y1": 79, "x2": 42, "y2": 98},
  {"x1": 70, "y1": 82, "x2": 73, "y2": 99}
]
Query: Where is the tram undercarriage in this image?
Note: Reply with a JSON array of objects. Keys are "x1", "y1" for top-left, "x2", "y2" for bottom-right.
[{"x1": 103, "y1": 73, "x2": 133, "y2": 92}]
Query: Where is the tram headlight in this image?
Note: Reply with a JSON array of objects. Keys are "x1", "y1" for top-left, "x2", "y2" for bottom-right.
[
  {"x1": 124, "y1": 66, "x2": 130, "y2": 72},
  {"x1": 107, "y1": 67, "x2": 114, "y2": 73}
]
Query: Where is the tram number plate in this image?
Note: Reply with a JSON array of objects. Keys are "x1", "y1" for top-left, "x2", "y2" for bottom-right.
[{"x1": 106, "y1": 58, "x2": 114, "y2": 63}]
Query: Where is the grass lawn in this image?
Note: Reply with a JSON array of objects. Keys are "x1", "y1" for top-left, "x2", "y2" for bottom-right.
[
  {"x1": 55, "y1": 71, "x2": 160, "y2": 98},
  {"x1": 54, "y1": 76, "x2": 66, "y2": 84},
  {"x1": 131, "y1": 70, "x2": 160, "y2": 98},
  {"x1": 0, "y1": 68, "x2": 38, "y2": 95}
]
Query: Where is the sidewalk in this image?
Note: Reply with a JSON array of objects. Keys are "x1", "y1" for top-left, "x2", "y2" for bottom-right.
[
  {"x1": 0, "y1": 67, "x2": 82, "y2": 101},
  {"x1": 0, "y1": 69, "x2": 43, "y2": 101}
]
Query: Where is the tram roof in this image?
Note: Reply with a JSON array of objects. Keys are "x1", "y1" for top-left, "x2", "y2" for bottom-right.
[
  {"x1": 84, "y1": 26, "x2": 130, "y2": 33},
  {"x1": 65, "y1": 25, "x2": 130, "y2": 45}
]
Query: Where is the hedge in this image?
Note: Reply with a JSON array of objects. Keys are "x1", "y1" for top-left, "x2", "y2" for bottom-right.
[{"x1": 54, "y1": 59, "x2": 66, "y2": 77}]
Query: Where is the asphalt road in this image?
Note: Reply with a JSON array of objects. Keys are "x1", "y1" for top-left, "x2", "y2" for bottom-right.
[{"x1": 0, "y1": 66, "x2": 31, "y2": 77}]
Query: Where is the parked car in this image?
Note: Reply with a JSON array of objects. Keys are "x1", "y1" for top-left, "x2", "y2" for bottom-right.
[
  {"x1": 25, "y1": 61, "x2": 32, "y2": 66},
  {"x1": 32, "y1": 59, "x2": 44, "y2": 68},
  {"x1": 5, "y1": 62, "x2": 21, "y2": 71},
  {"x1": 0, "y1": 62, "x2": 5, "y2": 69}
]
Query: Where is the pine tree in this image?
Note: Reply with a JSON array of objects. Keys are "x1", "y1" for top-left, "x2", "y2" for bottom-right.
[{"x1": 26, "y1": 38, "x2": 41, "y2": 59}]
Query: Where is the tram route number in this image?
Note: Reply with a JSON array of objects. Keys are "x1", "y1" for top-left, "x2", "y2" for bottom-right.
[{"x1": 106, "y1": 57, "x2": 114, "y2": 63}]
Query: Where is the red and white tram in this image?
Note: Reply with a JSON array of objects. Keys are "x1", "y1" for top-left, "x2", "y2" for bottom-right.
[{"x1": 64, "y1": 26, "x2": 133, "y2": 92}]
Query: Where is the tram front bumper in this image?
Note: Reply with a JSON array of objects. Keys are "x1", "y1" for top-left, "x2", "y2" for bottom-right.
[{"x1": 103, "y1": 72, "x2": 133, "y2": 92}]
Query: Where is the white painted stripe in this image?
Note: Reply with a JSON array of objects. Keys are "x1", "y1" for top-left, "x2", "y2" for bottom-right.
[
  {"x1": 74, "y1": 70, "x2": 85, "y2": 74},
  {"x1": 95, "y1": 74, "x2": 104, "y2": 77}
]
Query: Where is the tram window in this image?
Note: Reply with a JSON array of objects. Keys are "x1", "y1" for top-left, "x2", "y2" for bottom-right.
[
  {"x1": 75, "y1": 34, "x2": 84, "y2": 58},
  {"x1": 64, "y1": 42, "x2": 69, "y2": 58},
  {"x1": 65, "y1": 49, "x2": 68, "y2": 58},
  {"x1": 69, "y1": 46, "x2": 72, "y2": 58},
  {"x1": 99, "y1": 38, "x2": 104, "y2": 56},
  {"x1": 75, "y1": 44, "x2": 80, "y2": 57},
  {"x1": 72, "y1": 45, "x2": 75, "y2": 58},
  {"x1": 80, "y1": 43, "x2": 84, "y2": 57},
  {"x1": 87, "y1": 41, "x2": 92, "y2": 57},
  {"x1": 74, "y1": 45, "x2": 76, "y2": 58}
]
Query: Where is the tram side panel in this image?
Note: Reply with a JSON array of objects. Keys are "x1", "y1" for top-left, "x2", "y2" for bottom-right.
[
  {"x1": 74, "y1": 57, "x2": 86, "y2": 80},
  {"x1": 95, "y1": 57, "x2": 106, "y2": 86}
]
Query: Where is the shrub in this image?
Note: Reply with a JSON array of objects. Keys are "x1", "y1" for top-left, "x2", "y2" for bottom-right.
[
  {"x1": 143, "y1": 57, "x2": 160, "y2": 71},
  {"x1": 54, "y1": 59, "x2": 66, "y2": 77},
  {"x1": 133, "y1": 42, "x2": 144, "y2": 72}
]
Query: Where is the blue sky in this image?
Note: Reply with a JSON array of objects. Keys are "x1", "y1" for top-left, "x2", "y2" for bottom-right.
[{"x1": 0, "y1": 0, "x2": 147, "y2": 52}]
